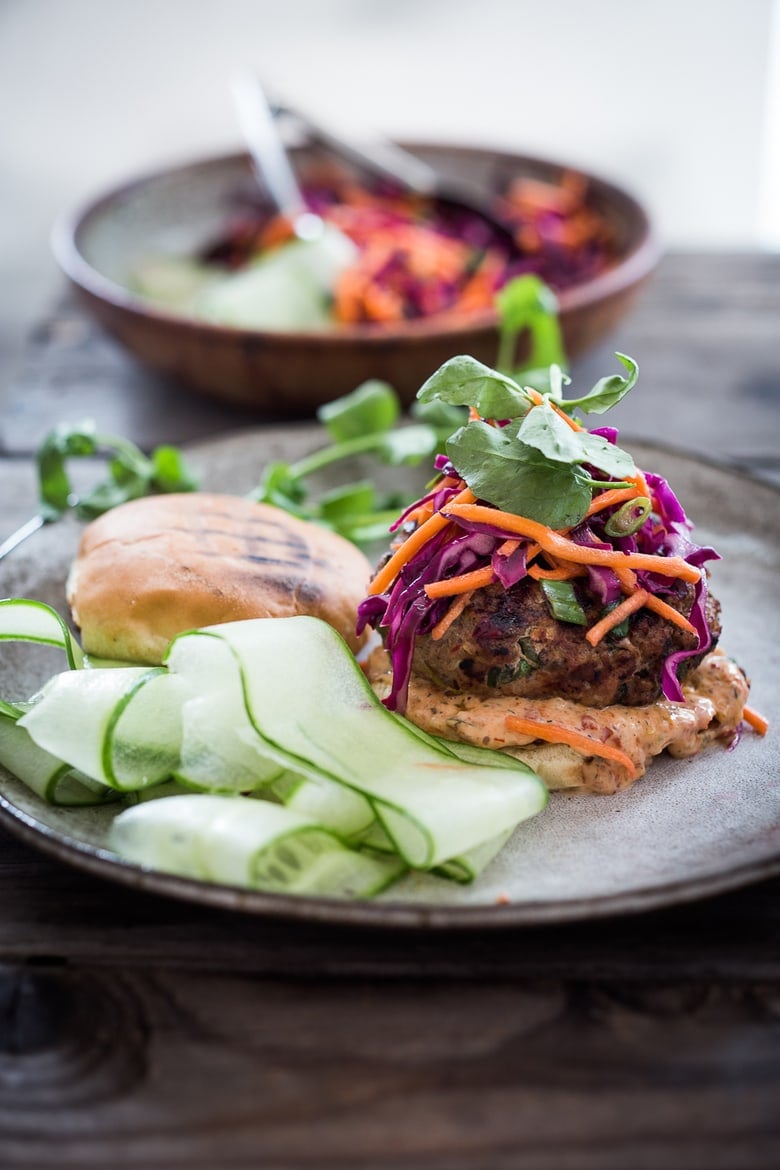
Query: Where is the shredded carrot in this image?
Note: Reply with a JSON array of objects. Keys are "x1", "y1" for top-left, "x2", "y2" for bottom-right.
[
  {"x1": 527, "y1": 560, "x2": 585, "y2": 581},
  {"x1": 586, "y1": 486, "x2": 641, "y2": 517},
  {"x1": 742, "y1": 705, "x2": 769, "y2": 736},
  {"x1": 504, "y1": 715, "x2": 638, "y2": 780},
  {"x1": 599, "y1": 564, "x2": 697, "y2": 637},
  {"x1": 424, "y1": 565, "x2": 495, "y2": 600},
  {"x1": 430, "y1": 589, "x2": 475, "y2": 641},
  {"x1": 629, "y1": 469, "x2": 651, "y2": 498},
  {"x1": 367, "y1": 487, "x2": 475, "y2": 596},
  {"x1": 400, "y1": 501, "x2": 435, "y2": 529},
  {"x1": 258, "y1": 213, "x2": 296, "y2": 251},
  {"x1": 642, "y1": 594, "x2": 697, "y2": 637},
  {"x1": 525, "y1": 385, "x2": 583, "y2": 431},
  {"x1": 497, "y1": 538, "x2": 521, "y2": 557},
  {"x1": 585, "y1": 589, "x2": 650, "y2": 646},
  {"x1": 444, "y1": 503, "x2": 701, "y2": 584},
  {"x1": 613, "y1": 565, "x2": 638, "y2": 591},
  {"x1": 552, "y1": 402, "x2": 584, "y2": 432}
]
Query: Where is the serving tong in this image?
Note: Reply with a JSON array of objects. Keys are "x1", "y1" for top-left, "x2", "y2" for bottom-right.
[
  {"x1": 266, "y1": 93, "x2": 521, "y2": 254},
  {"x1": 0, "y1": 84, "x2": 522, "y2": 565}
]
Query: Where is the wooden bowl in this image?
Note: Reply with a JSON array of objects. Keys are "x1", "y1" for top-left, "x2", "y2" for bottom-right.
[{"x1": 52, "y1": 143, "x2": 659, "y2": 418}]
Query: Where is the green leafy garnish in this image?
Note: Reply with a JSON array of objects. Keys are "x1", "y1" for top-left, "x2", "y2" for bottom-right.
[
  {"x1": 494, "y1": 274, "x2": 566, "y2": 376},
  {"x1": 555, "y1": 352, "x2": 639, "y2": 415},
  {"x1": 317, "y1": 379, "x2": 400, "y2": 441},
  {"x1": 36, "y1": 422, "x2": 198, "y2": 521},
  {"x1": 426, "y1": 350, "x2": 640, "y2": 527},
  {"x1": 251, "y1": 379, "x2": 439, "y2": 545},
  {"x1": 444, "y1": 419, "x2": 595, "y2": 528},
  {"x1": 418, "y1": 355, "x2": 533, "y2": 421}
]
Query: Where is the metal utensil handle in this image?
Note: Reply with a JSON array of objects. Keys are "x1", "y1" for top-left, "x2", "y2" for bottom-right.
[
  {"x1": 273, "y1": 101, "x2": 439, "y2": 197},
  {"x1": 273, "y1": 99, "x2": 517, "y2": 243},
  {"x1": 231, "y1": 73, "x2": 309, "y2": 217}
]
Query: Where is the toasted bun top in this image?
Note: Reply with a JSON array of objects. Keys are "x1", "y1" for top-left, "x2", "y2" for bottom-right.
[{"x1": 67, "y1": 493, "x2": 373, "y2": 664}]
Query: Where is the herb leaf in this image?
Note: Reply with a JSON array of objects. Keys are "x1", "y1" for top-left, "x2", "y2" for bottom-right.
[
  {"x1": 494, "y1": 275, "x2": 566, "y2": 376},
  {"x1": 317, "y1": 379, "x2": 399, "y2": 442},
  {"x1": 417, "y1": 355, "x2": 531, "y2": 420},
  {"x1": 36, "y1": 422, "x2": 198, "y2": 521},
  {"x1": 445, "y1": 420, "x2": 593, "y2": 526},
  {"x1": 517, "y1": 400, "x2": 636, "y2": 481},
  {"x1": 560, "y1": 352, "x2": 639, "y2": 415}
]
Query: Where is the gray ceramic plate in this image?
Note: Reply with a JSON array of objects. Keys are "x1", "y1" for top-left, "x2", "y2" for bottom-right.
[{"x1": 0, "y1": 431, "x2": 778, "y2": 927}]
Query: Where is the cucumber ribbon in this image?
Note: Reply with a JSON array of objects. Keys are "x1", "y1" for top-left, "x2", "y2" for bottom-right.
[{"x1": 0, "y1": 598, "x2": 547, "y2": 897}]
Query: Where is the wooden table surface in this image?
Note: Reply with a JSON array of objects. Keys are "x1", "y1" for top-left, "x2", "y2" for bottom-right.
[{"x1": 0, "y1": 253, "x2": 779, "y2": 1169}]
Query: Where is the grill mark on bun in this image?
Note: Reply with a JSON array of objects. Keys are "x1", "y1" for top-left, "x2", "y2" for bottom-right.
[{"x1": 67, "y1": 492, "x2": 372, "y2": 664}]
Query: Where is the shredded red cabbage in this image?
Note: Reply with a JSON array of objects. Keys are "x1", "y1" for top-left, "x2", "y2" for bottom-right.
[{"x1": 360, "y1": 453, "x2": 720, "y2": 712}]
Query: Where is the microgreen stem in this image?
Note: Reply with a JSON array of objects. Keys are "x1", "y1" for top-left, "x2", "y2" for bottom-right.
[
  {"x1": 584, "y1": 479, "x2": 634, "y2": 490},
  {"x1": 289, "y1": 433, "x2": 391, "y2": 479},
  {"x1": 495, "y1": 327, "x2": 516, "y2": 377}
]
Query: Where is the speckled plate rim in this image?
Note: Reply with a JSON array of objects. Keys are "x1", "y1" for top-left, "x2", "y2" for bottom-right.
[
  {"x1": 0, "y1": 791, "x2": 779, "y2": 929},
  {"x1": 0, "y1": 435, "x2": 777, "y2": 929}
]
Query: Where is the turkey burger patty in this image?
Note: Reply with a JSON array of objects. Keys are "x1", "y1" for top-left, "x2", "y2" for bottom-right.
[{"x1": 411, "y1": 575, "x2": 722, "y2": 708}]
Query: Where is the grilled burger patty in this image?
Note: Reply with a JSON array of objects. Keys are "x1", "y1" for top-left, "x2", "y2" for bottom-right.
[{"x1": 411, "y1": 577, "x2": 722, "y2": 708}]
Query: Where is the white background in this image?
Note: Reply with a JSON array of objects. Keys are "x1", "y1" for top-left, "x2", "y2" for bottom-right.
[{"x1": 2, "y1": 0, "x2": 779, "y2": 389}]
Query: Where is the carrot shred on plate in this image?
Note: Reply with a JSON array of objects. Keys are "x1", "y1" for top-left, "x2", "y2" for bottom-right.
[
  {"x1": 504, "y1": 714, "x2": 638, "y2": 779},
  {"x1": 743, "y1": 705, "x2": 770, "y2": 736},
  {"x1": 585, "y1": 486, "x2": 641, "y2": 516},
  {"x1": 642, "y1": 594, "x2": 697, "y2": 636},
  {"x1": 527, "y1": 559, "x2": 585, "y2": 581}
]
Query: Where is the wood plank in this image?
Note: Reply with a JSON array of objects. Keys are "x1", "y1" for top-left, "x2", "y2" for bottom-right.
[{"x1": 0, "y1": 962, "x2": 778, "y2": 1169}]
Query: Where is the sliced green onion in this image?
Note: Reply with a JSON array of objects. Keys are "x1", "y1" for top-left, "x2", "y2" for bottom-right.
[
  {"x1": 604, "y1": 496, "x2": 652, "y2": 537},
  {"x1": 540, "y1": 579, "x2": 587, "y2": 626},
  {"x1": 600, "y1": 600, "x2": 631, "y2": 639}
]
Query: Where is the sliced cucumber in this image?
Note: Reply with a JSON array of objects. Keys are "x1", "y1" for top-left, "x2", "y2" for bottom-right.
[
  {"x1": 194, "y1": 227, "x2": 357, "y2": 331},
  {"x1": 109, "y1": 794, "x2": 405, "y2": 897},
  {"x1": 0, "y1": 598, "x2": 83, "y2": 669},
  {"x1": 0, "y1": 714, "x2": 117, "y2": 806},
  {"x1": 19, "y1": 667, "x2": 184, "y2": 791},
  {"x1": 281, "y1": 774, "x2": 376, "y2": 840},
  {"x1": 170, "y1": 618, "x2": 547, "y2": 869},
  {"x1": 130, "y1": 255, "x2": 220, "y2": 310},
  {"x1": 433, "y1": 827, "x2": 515, "y2": 883},
  {"x1": 2, "y1": 603, "x2": 548, "y2": 894},
  {"x1": 171, "y1": 632, "x2": 288, "y2": 792}
]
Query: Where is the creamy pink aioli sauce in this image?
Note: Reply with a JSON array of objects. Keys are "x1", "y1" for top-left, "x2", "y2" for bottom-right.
[{"x1": 369, "y1": 649, "x2": 749, "y2": 794}]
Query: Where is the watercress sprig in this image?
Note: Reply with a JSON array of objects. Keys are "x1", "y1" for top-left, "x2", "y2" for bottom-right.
[
  {"x1": 251, "y1": 379, "x2": 438, "y2": 545},
  {"x1": 36, "y1": 422, "x2": 199, "y2": 521},
  {"x1": 416, "y1": 351, "x2": 640, "y2": 528}
]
